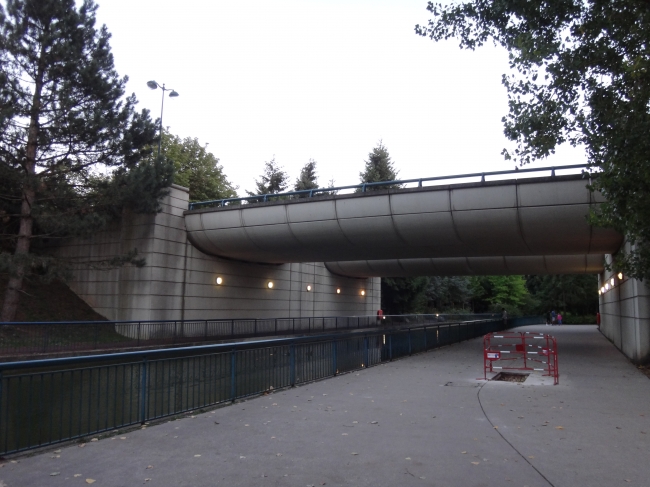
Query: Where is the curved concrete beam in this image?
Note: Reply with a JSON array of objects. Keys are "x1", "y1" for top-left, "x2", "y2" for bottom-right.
[
  {"x1": 325, "y1": 254, "x2": 605, "y2": 278},
  {"x1": 185, "y1": 175, "x2": 623, "y2": 264}
]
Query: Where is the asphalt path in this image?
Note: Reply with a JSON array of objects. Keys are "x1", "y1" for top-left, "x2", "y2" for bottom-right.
[{"x1": 1, "y1": 325, "x2": 648, "y2": 487}]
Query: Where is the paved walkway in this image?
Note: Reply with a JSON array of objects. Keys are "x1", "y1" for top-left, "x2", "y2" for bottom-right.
[{"x1": 1, "y1": 325, "x2": 649, "y2": 487}]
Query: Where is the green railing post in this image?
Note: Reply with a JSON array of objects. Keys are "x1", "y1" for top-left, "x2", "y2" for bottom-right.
[
  {"x1": 333, "y1": 340, "x2": 338, "y2": 376},
  {"x1": 364, "y1": 336, "x2": 369, "y2": 368},
  {"x1": 204, "y1": 320, "x2": 208, "y2": 339},
  {"x1": 290, "y1": 343, "x2": 296, "y2": 387},
  {"x1": 139, "y1": 357, "x2": 148, "y2": 424},
  {"x1": 137, "y1": 322, "x2": 141, "y2": 347},
  {"x1": 230, "y1": 349, "x2": 236, "y2": 401},
  {"x1": 424, "y1": 326, "x2": 427, "y2": 350},
  {"x1": 408, "y1": 329, "x2": 412, "y2": 355}
]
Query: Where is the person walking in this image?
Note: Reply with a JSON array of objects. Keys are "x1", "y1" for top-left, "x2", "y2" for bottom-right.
[
  {"x1": 557, "y1": 312, "x2": 563, "y2": 325},
  {"x1": 551, "y1": 310, "x2": 557, "y2": 325},
  {"x1": 502, "y1": 307, "x2": 508, "y2": 327}
]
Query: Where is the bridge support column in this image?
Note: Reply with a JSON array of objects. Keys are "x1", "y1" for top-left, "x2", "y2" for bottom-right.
[{"x1": 599, "y1": 251, "x2": 650, "y2": 364}]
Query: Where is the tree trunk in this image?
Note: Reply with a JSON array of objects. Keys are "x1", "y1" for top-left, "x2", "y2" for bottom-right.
[{"x1": 0, "y1": 48, "x2": 46, "y2": 322}]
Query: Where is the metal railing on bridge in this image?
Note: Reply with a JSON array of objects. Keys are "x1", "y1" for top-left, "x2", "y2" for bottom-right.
[
  {"x1": 188, "y1": 164, "x2": 591, "y2": 210},
  {"x1": 0, "y1": 316, "x2": 540, "y2": 455},
  {"x1": 0, "y1": 313, "x2": 496, "y2": 358}
]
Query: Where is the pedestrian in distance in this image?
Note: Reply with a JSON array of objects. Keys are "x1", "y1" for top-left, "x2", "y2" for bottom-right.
[
  {"x1": 551, "y1": 310, "x2": 557, "y2": 325},
  {"x1": 557, "y1": 312, "x2": 563, "y2": 325},
  {"x1": 546, "y1": 311, "x2": 551, "y2": 326},
  {"x1": 502, "y1": 307, "x2": 508, "y2": 326}
]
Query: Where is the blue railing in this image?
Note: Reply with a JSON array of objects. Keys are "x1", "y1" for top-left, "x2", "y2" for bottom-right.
[
  {"x1": 0, "y1": 313, "x2": 496, "y2": 358},
  {"x1": 0, "y1": 316, "x2": 540, "y2": 455},
  {"x1": 188, "y1": 164, "x2": 591, "y2": 210}
]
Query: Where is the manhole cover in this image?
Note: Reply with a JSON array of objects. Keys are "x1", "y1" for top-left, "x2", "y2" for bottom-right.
[{"x1": 492, "y1": 372, "x2": 529, "y2": 383}]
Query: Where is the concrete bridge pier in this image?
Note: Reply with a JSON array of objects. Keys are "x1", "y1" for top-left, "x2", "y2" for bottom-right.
[{"x1": 599, "y1": 247, "x2": 650, "y2": 363}]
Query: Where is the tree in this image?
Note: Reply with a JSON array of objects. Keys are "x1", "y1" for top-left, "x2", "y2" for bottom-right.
[
  {"x1": 158, "y1": 130, "x2": 237, "y2": 202},
  {"x1": 424, "y1": 276, "x2": 473, "y2": 311},
  {"x1": 526, "y1": 275, "x2": 598, "y2": 316},
  {"x1": 469, "y1": 276, "x2": 531, "y2": 313},
  {"x1": 381, "y1": 276, "x2": 429, "y2": 315},
  {"x1": 359, "y1": 141, "x2": 402, "y2": 190},
  {"x1": 416, "y1": 0, "x2": 650, "y2": 280},
  {"x1": 294, "y1": 159, "x2": 319, "y2": 192},
  {"x1": 247, "y1": 157, "x2": 289, "y2": 196},
  {"x1": 0, "y1": 0, "x2": 173, "y2": 321}
]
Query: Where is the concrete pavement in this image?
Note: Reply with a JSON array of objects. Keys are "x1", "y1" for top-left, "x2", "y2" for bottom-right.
[{"x1": 1, "y1": 325, "x2": 649, "y2": 487}]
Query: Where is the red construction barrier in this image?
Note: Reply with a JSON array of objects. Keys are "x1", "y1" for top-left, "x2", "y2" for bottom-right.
[{"x1": 482, "y1": 331, "x2": 559, "y2": 385}]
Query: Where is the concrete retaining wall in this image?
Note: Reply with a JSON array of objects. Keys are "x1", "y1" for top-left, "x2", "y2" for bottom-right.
[
  {"x1": 58, "y1": 185, "x2": 380, "y2": 322},
  {"x1": 599, "y1": 249, "x2": 650, "y2": 363}
]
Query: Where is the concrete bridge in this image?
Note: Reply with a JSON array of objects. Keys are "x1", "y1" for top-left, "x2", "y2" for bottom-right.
[
  {"x1": 185, "y1": 170, "x2": 621, "y2": 276},
  {"x1": 58, "y1": 164, "x2": 648, "y2": 363}
]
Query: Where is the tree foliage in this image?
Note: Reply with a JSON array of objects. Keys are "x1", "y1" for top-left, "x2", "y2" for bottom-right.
[
  {"x1": 469, "y1": 275, "x2": 531, "y2": 313},
  {"x1": 294, "y1": 159, "x2": 319, "y2": 192},
  {"x1": 0, "y1": 0, "x2": 173, "y2": 321},
  {"x1": 424, "y1": 276, "x2": 473, "y2": 311},
  {"x1": 158, "y1": 130, "x2": 237, "y2": 202},
  {"x1": 247, "y1": 157, "x2": 289, "y2": 196},
  {"x1": 416, "y1": 0, "x2": 650, "y2": 280},
  {"x1": 526, "y1": 274, "x2": 598, "y2": 315},
  {"x1": 381, "y1": 276, "x2": 429, "y2": 315},
  {"x1": 359, "y1": 141, "x2": 402, "y2": 190}
]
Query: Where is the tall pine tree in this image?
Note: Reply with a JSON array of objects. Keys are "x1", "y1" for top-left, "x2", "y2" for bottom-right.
[
  {"x1": 247, "y1": 157, "x2": 289, "y2": 196},
  {"x1": 0, "y1": 0, "x2": 173, "y2": 321},
  {"x1": 359, "y1": 141, "x2": 401, "y2": 190},
  {"x1": 294, "y1": 159, "x2": 319, "y2": 192}
]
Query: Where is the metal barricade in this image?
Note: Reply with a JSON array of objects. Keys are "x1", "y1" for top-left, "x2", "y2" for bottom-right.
[{"x1": 483, "y1": 331, "x2": 558, "y2": 384}]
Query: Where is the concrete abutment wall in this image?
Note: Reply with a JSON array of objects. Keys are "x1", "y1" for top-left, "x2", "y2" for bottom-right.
[
  {"x1": 599, "y1": 248, "x2": 650, "y2": 364},
  {"x1": 58, "y1": 185, "x2": 380, "y2": 322}
]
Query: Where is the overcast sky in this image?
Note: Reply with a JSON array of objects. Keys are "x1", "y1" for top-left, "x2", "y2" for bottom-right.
[{"x1": 94, "y1": 0, "x2": 586, "y2": 196}]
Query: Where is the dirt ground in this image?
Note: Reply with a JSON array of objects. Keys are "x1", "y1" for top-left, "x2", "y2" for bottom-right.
[{"x1": 0, "y1": 276, "x2": 106, "y2": 322}]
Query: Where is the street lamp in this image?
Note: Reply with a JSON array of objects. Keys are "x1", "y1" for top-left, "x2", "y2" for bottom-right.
[{"x1": 147, "y1": 80, "x2": 179, "y2": 157}]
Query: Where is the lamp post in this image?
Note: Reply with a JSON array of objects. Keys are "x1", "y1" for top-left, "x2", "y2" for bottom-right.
[{"x1": 147, "y1": 80, "x2": 179, "y2": 158}]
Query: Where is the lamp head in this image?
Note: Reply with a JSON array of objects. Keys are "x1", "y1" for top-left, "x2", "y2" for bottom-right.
[
  {"x1": 147, "y1": 80, "x2": 158, "y2": 90},
  {"x1": 169, "y1": 90, "x2": 179, "y2": 97}
]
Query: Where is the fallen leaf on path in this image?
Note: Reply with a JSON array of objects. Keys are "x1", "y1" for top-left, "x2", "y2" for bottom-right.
[
  {"x1": 194, "y1": 455, "x2": 201, "y2": 457},
  {"x1": 471, "y1": 462, "x2": 480, "y2": 465},
  {"x1": 85, "y1": 480, "x2": 96, "y2": 484},
  {"x1": 342, "y1": 433, "x2": 348, "y2": 436},
  {"x1": 50, "y1": 472, "x2": 60, "y2": 476},
  {"x1": 555, "y1": 426, "x2": 565, "y2": 430},
  {"x1": 53, "y1": 450, "x2": 61, "y2": 453},
  {"x1": 79, "y1": 444, "x2": 85, "y2": 448},
  {"x1": 276, "y1": 453, "x2": 282, "y2": 457},
  {"x1": 528, "y1": 456, "x2": 535, "y2": 459},
  {"x1": 461, "y1": 451, "x2": 467, "y2": 454},
  {"x1": 74, "y1": 474, "x2": 82, "y2": 478},
  {"x1": 370, "y1": 421, "x2": 378, "y2": 424},
  {"x1": 351, "y1": 452, "x2": 358, "y2": 455},
  {"x1": 90, "y1": 438, "x2": 98, "y2": 442},
  {"x1": 146, "y1": 465, "x2": 153, "y2": 469}
]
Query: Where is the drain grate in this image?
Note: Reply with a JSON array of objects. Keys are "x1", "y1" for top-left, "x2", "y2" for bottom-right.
[{"x1": 492, "y1": 372, "x2": 529, "y2": 383}]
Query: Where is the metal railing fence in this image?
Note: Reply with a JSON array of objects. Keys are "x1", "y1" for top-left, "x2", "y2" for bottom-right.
[
  {"x1": 188, "y1": 164, "x2": 591, "y2": 210},
  {"x1": 0, "y1": 317, "x2": 539, "y2": 455},
  {"x1": 0, "y1": 313, "x2": 496, "y2": 357}
]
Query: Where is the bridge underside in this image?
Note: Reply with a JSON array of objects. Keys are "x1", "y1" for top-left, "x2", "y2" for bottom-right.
[
  {"x1": 185, "y1": 175, "x2": 622, "y2": 276},
  {"x1": 325, "y1": 254, "x2": 604, "y2": 278}
]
